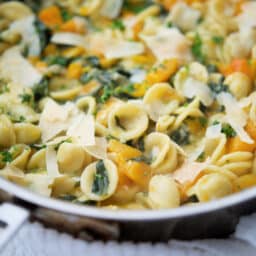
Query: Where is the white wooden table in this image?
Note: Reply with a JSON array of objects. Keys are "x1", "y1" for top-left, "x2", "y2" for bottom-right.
[{"x1": 2, "y1": 213, "x2": 256, "y2": 256}]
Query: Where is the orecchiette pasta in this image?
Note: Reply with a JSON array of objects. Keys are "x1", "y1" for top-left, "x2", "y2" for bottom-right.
[
  {"x1": 187, "y1": 173, "x2": 233, "y2": 202},
  {"x1": 143, "y1": 83, "x2": 182, "y2": 121},
  {"x1": 148, "y1": 175, "x2": 180, "y2": 209},
  {"x1": 108, "y1": 102, "x2": 148, "y2": 142},
  {"x1": 80, "y1": 159, "x2": 118, "y2": 201},
  {"x1": 1, "y1": 0, "x2": 256, "y2": 210}
]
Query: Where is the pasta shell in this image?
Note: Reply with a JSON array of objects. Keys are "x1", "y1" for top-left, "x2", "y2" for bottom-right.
[
  {"x1": 80, "y1": 159, "x2": 118, "y2": 201},
  {"x1": 14, "y1": 123, "x2": 41, "y2": 144},
  {"x1": 57, "y1": 142, "x2": 90, "y2": 174},
  {"x1": 0, "y1": 1, "x2": 32, "y2": 21},
  {"x1": 76, "y1": 96, "x2": 96, "y2": 115},
  {"x1": 108, "y1": 102, "x2": 149, "y2": 142},
  {"x1": 144, "y1": 132, "x2": 171, "y2": 169},
  {"x1": 0, "y1": 115, "x2": 16, "y2": 147},
  {"x1": 143, "y1": 83, "x2": 181, "y2": 121},
  {"x1": 148, "y1": 175, "x2": 180, "y2": 209}
]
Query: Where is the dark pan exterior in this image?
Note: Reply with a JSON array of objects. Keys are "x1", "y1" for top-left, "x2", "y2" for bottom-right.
[{"x1": 1, "y1": 178, "x2": 256, "y2": 242}]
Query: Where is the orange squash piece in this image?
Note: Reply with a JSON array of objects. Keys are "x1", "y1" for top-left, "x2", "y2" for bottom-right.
[{"x1": 39, "y1": 6, "x2": 63, "y2": 28}]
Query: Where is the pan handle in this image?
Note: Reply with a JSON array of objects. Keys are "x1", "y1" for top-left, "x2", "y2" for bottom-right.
[{"x1": 0, "y1": 203, "x2": 29, "y2": 252}]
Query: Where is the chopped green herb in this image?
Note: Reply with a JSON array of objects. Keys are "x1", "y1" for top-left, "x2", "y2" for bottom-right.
[
  {"x1": 0, "y1": 82, "x2": 9, "y2": 94},
  {"x1": 221, "y1": 123, "x2": 236, "y2": 138},
  {"x1": 61, "y1": 9, "x2": 73, "y2": 21},
  {"x1": 212, "y1": 121, "x2": 237, "y2": 138},
  {"x1": 170, "y1": 125, "x2": 190, "y2": 146},
  {"x1": 92, "y1": 160, "x2": 109, "y2": 196},
  {"x1": 166, "y1": 21, "x2": 173, "y2": 28},
  {"x1": 114, "y1": 84, "x2": 135, "y2": 97},
  {"x1": 0, "y1": 151, "x2": 13, "y2": 163},
  {"x1": 112, "y1": 20, "x2": 126, "y2": 31},
  {"x1": 19, "y1": 93, "x2": 32, "y2": 104},
  {"x1": 198, "y1": 116, "x2": 208, "y2": 127},
  {"x1": 212, "y1": 36, "x2": 224, "y2": 44},
  {"x1": 191, "y1": 33, "x2": 206, "y2": 63}
]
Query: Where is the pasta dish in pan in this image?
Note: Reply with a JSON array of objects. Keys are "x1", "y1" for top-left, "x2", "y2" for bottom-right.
[{"x1": 0, "y1": 0, "x2": 256, "y2": 210}]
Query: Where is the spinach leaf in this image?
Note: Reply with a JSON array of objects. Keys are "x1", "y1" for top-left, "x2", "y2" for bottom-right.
[
  {"x1": 170, "y1": 125, "x2": 190, "y2": 145},
  {"x1": 34, "y1": 19, "x2": 51, "y2": 53},
  {"x1": 45, "y1": 56, "x2": 70, "y2": 67},
  {"x1": 130, "y1": 155, "x2": 152, "y2": 165},
  {"x1": 92, "y1": 160, "x2": 109, "y2": 195},
  {"x1": 209, "y1": 76, "x2": 229, "y2": 95},
  {"x1": 0, "y1": 151, "x2": 13, "y2": 163},
  {"x1": 32, "y1": 78, "x2": 49, "y2": 101},
  {"x1": 191, "y1": 33, "x2": 206, "y2": 63},
  {"x1": 112, "y1": 20, "x2": 126, "y2": 31},
  {"x1": 123, "y1": 0, "x2": 154, "y2": 14}
]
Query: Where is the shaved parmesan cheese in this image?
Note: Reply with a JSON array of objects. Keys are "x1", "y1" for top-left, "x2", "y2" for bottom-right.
[
  {"x1": 170, "y1": 2, "x2": 201, "y2": 31},
  {"x1": 46, "y1": 146, "x2": 60, "y2": 177},
  {"x1": 239, "y1": 92, "x2": 256, "y2": 108},
  {"x1": 0, "y1": 47, "x2": 42, "y2": 87},
  {"x1": 237, "y1": 2, "x2": 256, "y2": 31},
  {"x1": 39, "y1": 99, "x2": 70, "y2": 142},
  {"x1": 51, "y1": 32, "x2": 87, "y2": 48},
  {"x1": 25, "y1": 173, "x2": 54, "y2": 196},
  {"x1": 103, "y1": 39, "x2": 144, "y2": 59},
  {"x1": 100, "y1": 0, "x2": 123, "y2": 19},
  {"x1": 84, "y1": 137, "x2": 107, "y2": 159},
  {"x1": 206, "y1": 124, "x2": 222, "y2": 139},
  {"x1": 67, "y1": 114, "x2": 95, "y2": 146},
  {"x1": 172, "y1": 161, "x2": 208, "y2": 184},
  {"x1": 140, "y1": 27, "x2": 192, "y2": 62},
  {"x1": 217, "y1": 92, "x2": 254, "y2": 144},
  {"x1": 9, "y1": 15, "x2": 41, "y2": 56},
  {"x1": 130, "y1": 69, "x2": 146, "y2": 83},
  {"x1": 183, "y1": 77, "x2": 214, "y2": 106}
]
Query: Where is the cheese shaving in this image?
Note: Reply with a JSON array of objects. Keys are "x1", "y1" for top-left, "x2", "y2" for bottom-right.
[
  {"x1": 0, "y1": 47, "x2": 42, "y2": 87},
  {"x1": 9, "y1": 15, "x2": 41, "y2": 56},
  {"x1": 183, "y1": 77, "x2": 214, "y2": 106},
  {"x1": 103, "y1": 39, "x2": 144, "y2": 59},
  {"x1": 206, "y1": 124, "x2": 222, "y2": 139},
  {"x1": 25, "y1": 173, "x2": 54, "y2": 196},
  {"x1": 67, "y1": 114, "x2": 95, "y2": 146},
  {"x1": 100, "y1": 0, "x2": 123, "y2": 19},
  {"x1": 140, "y1": 27, "x2": 192, "y2": 62},
  {"x1": 172, "y1": 161, "x2": 208, "y2": 184},
  {"x1": 237, "y1": 2, "x2": 256, "y2": 31},
  {"x1": 84, "y1": 137, "x2": 107, "y2": 159},
  {"x1": 39, "y1": 99, "x2": 70, "y2": 142},
  {"x1": 46, "y1": 146, "x2": 60, "y2": 177},
  {"x1": 217, "y1": 92, "x2": 254, "y2": 144},
  {"x1": 51, "y1": 32, "x2": 87, "y2": 48}
]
